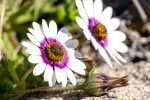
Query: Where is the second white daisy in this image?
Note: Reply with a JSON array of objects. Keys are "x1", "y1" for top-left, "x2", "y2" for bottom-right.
[
  {"x1": 75, "y1": 0, "x2": 128, "y2": 68},
  {"x1": 22, "y1": 19, "x2": 86, "y2": 87}
]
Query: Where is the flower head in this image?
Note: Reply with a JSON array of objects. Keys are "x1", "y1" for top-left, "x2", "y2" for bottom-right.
[
  {"x1": 22, "y1": 20, "x2": 86, "y2": 87},
  {"x1": 75, "y1": 0, "x2": 128, "y2": 68}
]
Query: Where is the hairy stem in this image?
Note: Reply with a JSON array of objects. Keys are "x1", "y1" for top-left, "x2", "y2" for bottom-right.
[
  {"x1": 1, "y1": 85, "x2": 83, "y2": 99},
  {"x1": 21, "y1": 66, "x2": 35, "y2": 82}
]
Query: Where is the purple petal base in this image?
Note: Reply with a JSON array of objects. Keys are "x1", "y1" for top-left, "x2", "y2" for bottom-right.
[{"x1": 39, "y1": 38, "x2": 69, "y2": 69}]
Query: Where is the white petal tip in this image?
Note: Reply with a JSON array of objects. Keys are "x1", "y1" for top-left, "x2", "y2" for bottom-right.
[
  {"x1": 72, "y1": 83, "x2": 76, "y2": 86},
  {"x1": 60, "y1": 27, "x2": 68, "y2": 33},
  {"x1": 123, "y1": 60, "x2": 127, "y2": 63},
  {"x1": 21, "y1": 41, "x2": 25, "y2": 46},
  {"x1": 33, "y1": 72, "x2": 39, "y2": 76},
  {"x1": 42, "y1": 19, "x2": 46, "y2": 22},
  {"x1": 110, "y1": 66, "x2": 113, "y2": 69},
  {"x1": 50, "y1": 20, "x2": 56, "y2": 24},
  {"x1": 81, "y1": 70, "x2": 85, "y2": 75},
  {"x1": 62, "y1": 84, "x2": 67, "y2": 87}
]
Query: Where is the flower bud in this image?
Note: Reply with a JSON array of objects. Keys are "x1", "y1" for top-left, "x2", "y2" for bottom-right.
[{"x1": 81, "y1": 73, "x2": 129, "y2": 96}]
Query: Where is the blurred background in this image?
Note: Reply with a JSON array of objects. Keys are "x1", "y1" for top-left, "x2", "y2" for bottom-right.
[{"x1": 0, "y1": 0, "x2": 150, "y2": 99}]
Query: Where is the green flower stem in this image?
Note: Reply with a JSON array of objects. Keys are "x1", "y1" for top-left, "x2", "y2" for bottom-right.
[
  {"x1": 1, "y1": 84, "x2": 85, "y2": 99},
  {"x1": 21, "y1": 66, "x2": 35, "y2": 82}
]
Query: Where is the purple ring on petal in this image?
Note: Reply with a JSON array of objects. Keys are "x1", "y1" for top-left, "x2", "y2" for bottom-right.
[
  {"x1": 40, "y1": 38, "x2": 69, "y2": 69},
  {"x1": 88, "y1": 18, "x2": 108, "y2": 47}
]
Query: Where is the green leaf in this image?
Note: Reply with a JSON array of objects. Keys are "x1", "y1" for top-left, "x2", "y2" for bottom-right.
[
  {"x1": 14, "y1": 81, "x2": 26, "y2": 91},
  {"x1": 57, "y1": 6, "x2": 66, "y2": 21},
  {"x1": 8, "y1": 60, "x2": 20, "y2": 84},
  {"x1": 33, "y1": 0, "x2": 43, "y2": 21},
  {"x1": 0, "y1": 69, "x2": 7, "y2": 84},
  {"x1": 0, "y1": 39, "x2": 4, "y2": 49},
  {"x1": 9, "y1": 4, "x2": 32, "y2": 24},
  {"x1": 5, "y1": 81, "x2": 14, "y2": 92},
  {"x1": 68, "y1": 7, "x2": 77, "y2": 21},
  {"x1": 13, "y1": 13, "x2": 32, "y2": 24},
  {"x1": 2, "y1": 33, "x2": 16, "y2": 60},
  {"x1": 65, "y1": 0, "x2": 72, "y2": 5}
]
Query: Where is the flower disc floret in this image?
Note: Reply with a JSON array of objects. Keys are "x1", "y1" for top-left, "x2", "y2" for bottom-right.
[
  {"x1": 44, "y1": 42, "x2": 65, "y2": 61},
  {"x1": 92, "y1": 23, "x2": 107, "y2": 41}
]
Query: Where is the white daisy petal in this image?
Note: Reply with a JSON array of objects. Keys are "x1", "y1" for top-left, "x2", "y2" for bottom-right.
[
  {"x1": 76, "y1": 16, "x2": 88, "y2": 29},
  {"x1": 68, "y1": 66, "x2": 85, "y2": 75},
  {"x1": 78, "y1": 8, "x2": 88, "y2": 24},
  {"x1": 27, "y1": 33, "x2": 40, "y2": 46},
  {"x1": 83, "y1": 30, "x2": 92, "y2": 40},
  {"x1": 33, "y1": 62, "x2": 46, "y2": 76},
  {"x1": 65, "y1": 33, "x2": 73, "y2": 42},
  {"x1": 108, "y1": 31, "x2": 126, "y2": 42},
  {"x1": 49, "y1": 20, "x2": 57, "y2": 39},
  {"x1": 21, "y1": 41, "x2": 37, "y2": 48},
  {"x1": 66, "y1": 48, "x2": 82, "y2": 58},
  {"x1": 75, "y1": 0, "x2": 84, "y2": 11},
  {"x1": 105, "y1": 47, "x2": 122, "y2": 66},
  {"x1": 106, "y1": 18, "x2": 120, "y2": 31},
  {"x1": 42, "y1": 19, "x2": 50, "y2": 38},
  {"x1": 28, "y1": 55, "x2": 43, "y2": 64},
  {"x1": 44, "y1": 65, "x2": 53, "y2": 82},
  {"x1": 67, "y1": 58, "x2": 86, "y2": 75},
  {"x1": 83, "y1": 0, "x2": 93, "y2": 18},
  {"x1": 65, "y1": 39, "x2": 79, "y2": 49},
  {"x1": 75, "y1": 0, "x2": 88, "y2": 24},
  {"x1": 30, "y1": 22, "x2": 45, "y2": 42},
  {"x1": 22, "y1": 41, "x2": 41, "y2": 55},
  {"x1": 61, "y1": 70, "x2": 67, "y2": 87},
  {"x1": 48, "y1": 78, "x2": 53, "y2": 87},
  {"x1": 94, "y1": 0, "x2": 103, "y2": 22},
  {"x1": 25, "y1": 47, "x2": 41, "y2": 55},
  {"x1": 87, "y1": 0, "x2": 94, "y2": 17},
  {"x1": 100, "y1": 7, "x2": 113, "y2": 25},
  {"x1": 55, "y1": 67, "x2": 63, "y2": 83},
  {"x1": 91, "y1": 36, "x2": 98, "y2": 50},
  {"x1": 52, "y1": 72, "x2": 56, "y2": 86},
  {"x1": 66, "y1": 67, "x2": 76, "y2": 85},
  {"x1": 98, "y1": 45, "x2": 113, "y2": 68},
  {"x1": 109, "y1": 42, "x2": 128, "y2": 53},
  {"x1": 108, "y1": 46, "x2": 127, "y2": 63},
  {"x1": 48, "y1": 72, "x2": 56, "y2": 87},
  {"x1": 56, "y1": 27, "x2": 68, "y2": 44}
]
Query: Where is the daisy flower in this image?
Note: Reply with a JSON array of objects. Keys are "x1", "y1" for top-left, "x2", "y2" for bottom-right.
[
  {"x1": 75, "y1": 0, "x2": 128, "y2": 68},
  {"x1": 21, "y1": 19, "x2": 86, "y2": 87}
]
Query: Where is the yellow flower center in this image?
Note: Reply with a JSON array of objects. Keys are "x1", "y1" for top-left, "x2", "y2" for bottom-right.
[
  {"x1": 44, "y1": 42, "x2": 65, "y2": 61},
  {"x1": 92, "y1": 23, "x2": 107, "y2": 40}
]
